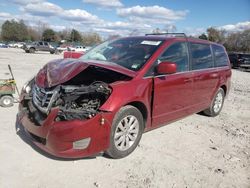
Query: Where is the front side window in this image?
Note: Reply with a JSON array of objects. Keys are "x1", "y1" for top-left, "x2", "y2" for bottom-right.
[
  {"x1": 81, "y1": 38, "x2": 163, "y2": 71},
  {"x1": 212, "y1": 45, "x2": 228, "y2": 67},
  {"x1": 158, "y1": 42, "x2": 189, "y2": 72},
  {"x1": 191, "y1": 43, "x2": 213, "y2": 70}
]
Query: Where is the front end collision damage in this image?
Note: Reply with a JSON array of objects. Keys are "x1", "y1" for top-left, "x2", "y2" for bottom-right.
[
  {"x1": 32, "y1": 81, "x2": 111, "y2": 121},
  {"x1": 21, "y1": 60, "x2": 135, "y2": 123},
  {"x1": 18, "y1": 61, "x2": 135, "y2": 158}
]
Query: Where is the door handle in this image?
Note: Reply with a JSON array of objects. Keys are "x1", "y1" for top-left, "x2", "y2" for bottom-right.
[
  {"x1": 194, "y1": 76, "x2": 202, "y2": 81},
  {"x1": 210, "y1": 73, "x2": 219, "y2": 78},
  {"x1": 184, "y1": 78, "x2": 192, "y2": 83}
]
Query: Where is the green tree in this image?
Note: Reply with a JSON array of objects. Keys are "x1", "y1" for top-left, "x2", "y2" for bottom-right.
[
  {"x1": 57, "y1": 29, "x2": 71, "y2": 42},
  {"x1": 42, "y1": 29, "x2": 56, "y2": 42},
  {"x1": 198, "y1": 33, "x2": 208, "y2": 40},
  {"x1": 70, "y1": 29, "x2": 82, "y2": 42},
  {"x1": 1, "y1": 19, "x2": 29, "y2": 41},
  {"x1": 207, "y1": 27, "x2": 225, "y2": 43}
]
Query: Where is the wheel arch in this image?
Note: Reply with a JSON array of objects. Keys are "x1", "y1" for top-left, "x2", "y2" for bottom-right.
[
  {"x1": 126, "y1": 101, "x2": 148, "y2": 129},
  {"x1": 220, "y1": 85, "x2": 227, "y2": 96}
]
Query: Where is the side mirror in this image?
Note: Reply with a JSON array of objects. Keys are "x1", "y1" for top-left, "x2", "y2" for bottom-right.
[{"x1": 157, "y1": 62, "x2": 177, "y2": 75}]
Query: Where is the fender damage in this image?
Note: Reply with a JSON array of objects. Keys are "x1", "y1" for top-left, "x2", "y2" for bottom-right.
[{"x1": 18, "y1": 59, "x2": 134, "y2": 158}]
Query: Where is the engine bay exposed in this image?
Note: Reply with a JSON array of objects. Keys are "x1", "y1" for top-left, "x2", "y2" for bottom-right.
[
  {"x1": 32, "y1": 81, "x2": 111, "y2": 121},
  {"x1": 58, "y1": 82, "x2": 111, "y2": 120},
  {"x1": 23, "y1": 65, "x2": 131, "y2": 123}
]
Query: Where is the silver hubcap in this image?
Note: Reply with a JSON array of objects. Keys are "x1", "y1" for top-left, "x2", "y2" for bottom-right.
[
  {"x1": 114, "y1": 115, "x2": 139, "y2": 151},
  {"x1": 213, "y1": 92, "x2": 223, "y2": 113},
  {"x1": 3, "y1": 98, "x2": 11, "y2": 105}
]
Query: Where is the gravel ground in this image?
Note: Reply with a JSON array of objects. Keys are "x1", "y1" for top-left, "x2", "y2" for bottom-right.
[{"x1": 0, "y1": 48, "x2": 249, "y2": 188}]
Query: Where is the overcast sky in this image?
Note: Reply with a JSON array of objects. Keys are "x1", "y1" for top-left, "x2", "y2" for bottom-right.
[{"x1": 0, "y1": 0, "x2": 249, "y2": 36}]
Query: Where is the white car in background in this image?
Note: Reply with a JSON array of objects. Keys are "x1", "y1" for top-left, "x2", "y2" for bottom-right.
[
  {"x1": 70, "y1": 46, "x2": 92, "y2": 52},
  {"x1": 14, "y1": 42, "x2": 25, "y2": 48},
  {"x1": 8, "y1": 42, "x2": 25, "y2": 48}
]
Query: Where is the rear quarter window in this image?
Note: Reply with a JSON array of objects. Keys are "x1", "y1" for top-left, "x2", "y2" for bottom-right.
[
  {"x1": 190, "y1": 43, "x2": 213, "y2": 70},
  {"x1": 212, "y1": 45, "x2": 229, "y2": 67}
]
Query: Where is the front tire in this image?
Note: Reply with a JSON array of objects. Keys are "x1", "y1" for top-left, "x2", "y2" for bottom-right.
[
  {"x1": 106, "y1": 105, "x2": 144, "y2": 159},
  {"x1": 203, "y1": 88, "x2": 225, "y2": 117}
]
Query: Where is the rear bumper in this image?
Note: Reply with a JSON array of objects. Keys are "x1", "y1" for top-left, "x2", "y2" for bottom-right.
[{"x1": 18, "y1": 101, "x2": 113, "y2": 158}]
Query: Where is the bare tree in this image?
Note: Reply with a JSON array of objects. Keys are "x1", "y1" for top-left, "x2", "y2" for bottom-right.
[
  {"x1": 164, "y1": 24, "x2": 177, "y2": 33},
  {"x1": 36, "y1": 21, "x2": 49, "y2": 40},
  {"x1": 152, "y1": 28, "x2": 161, "y2": 34}
]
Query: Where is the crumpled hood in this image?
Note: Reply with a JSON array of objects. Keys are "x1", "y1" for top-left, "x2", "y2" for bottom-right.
[{"x1": 36, "y1": 58, "x2": 136, "y2": 88}]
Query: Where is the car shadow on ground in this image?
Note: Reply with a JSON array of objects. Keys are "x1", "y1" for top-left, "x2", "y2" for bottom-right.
[{"x1": 15, "y1": 115, "x2": 103, "y2": 161}]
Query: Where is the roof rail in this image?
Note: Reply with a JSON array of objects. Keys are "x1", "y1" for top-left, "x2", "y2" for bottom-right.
[{"x1": 145, "y1": 32, "x2": 187, "y2": 38}]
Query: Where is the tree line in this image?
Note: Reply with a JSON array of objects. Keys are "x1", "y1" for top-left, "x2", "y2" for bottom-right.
[
  {"x1": 0, "y1": 19, "x2": 249, "y2": 52},
  {"x1": 199, "y1": 27, "x2": 250, "y2": 53},
  {"x1": 0, "y1": 19, "x2": 102, "y2": 46}
]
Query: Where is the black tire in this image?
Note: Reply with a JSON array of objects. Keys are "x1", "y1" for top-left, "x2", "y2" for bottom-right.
[
  {"x1": 105, "y1": 105, "x2": 144, "y2": 159},
  {"x1": 50, "y1": 51, "x2": 55, "y2": 54},
  {"x1": 25, "y1": 50, "x2": 30, "y2": 53},
  {"x1": 54, "y1": 50, "x2": 60, "y2": 54},
  {"x1": 29, "y1": 48, "x2": 35, "y2": 53},
  {"x1": 0, "y1": 95, "x2": 14, "y2": 107},
  {"x1": 203, "y1": 88, "x2": 225, "y2": 117}
]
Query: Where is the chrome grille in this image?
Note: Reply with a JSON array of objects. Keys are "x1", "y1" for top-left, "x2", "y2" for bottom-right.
[{"x1": 32, "y1": 84, "x2": 59, "y2": 114}]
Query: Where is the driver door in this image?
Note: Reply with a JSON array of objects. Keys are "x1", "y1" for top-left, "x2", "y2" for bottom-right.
[{"x1": 152, "y1": 42, "x2": 195, "y2": 127}]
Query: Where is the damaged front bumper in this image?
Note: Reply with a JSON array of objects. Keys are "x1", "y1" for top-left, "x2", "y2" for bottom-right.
[{"x1": 18, "y1": 96, "x2": 114, "y2": 158}]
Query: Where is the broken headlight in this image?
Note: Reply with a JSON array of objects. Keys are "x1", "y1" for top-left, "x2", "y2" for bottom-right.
[{"x1": 22, "y1": 77, "x2": 34, "y2": 94}]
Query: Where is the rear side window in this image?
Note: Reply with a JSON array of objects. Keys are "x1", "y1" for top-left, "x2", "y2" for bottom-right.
[
  {"x1": 212, "y1": 45, "x2": 228, "y2": 67},
  {"x1": 190, "y1": 43, "x2": 213, "y2": 70}
]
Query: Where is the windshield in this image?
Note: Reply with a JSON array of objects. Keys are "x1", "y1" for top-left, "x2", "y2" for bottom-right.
[{"x1": 80, "y1": 38, "x2": 163, "y2": 71}]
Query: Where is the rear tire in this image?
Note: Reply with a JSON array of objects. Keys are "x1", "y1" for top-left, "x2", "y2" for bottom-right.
[
  {"x1": 29, "y1": 48, "x2": 35, "y2": 53},
  {"x1": 105, "y1": 105, "x2": 144, "y2": 159},
  {"x1": 203, "y1": 88, "x2": 225, "y2": 117},
  {"x1": 0, "y1": 95, "x2": 14, "y2": 107}
]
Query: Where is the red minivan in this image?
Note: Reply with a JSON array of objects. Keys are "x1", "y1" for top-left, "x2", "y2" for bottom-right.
[{"x1": 18, "y1": 34, "x2": 231, "y2": 159}]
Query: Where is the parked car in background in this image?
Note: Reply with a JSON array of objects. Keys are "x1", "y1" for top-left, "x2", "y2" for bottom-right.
[
  {"x1": 238, "y1": 54, "x2": 250, "y2": 71},
  {"x1": 8, "y1": 42, "x2": 25, "y2": 48},
  {"x1": 23, "y1": 41, "x2": 56, "y2": 54},
  {"x1": 14, "y1": 42, "x2": 25, "y2": 48},
  {"x1": 228, "y1": 53, "x2": 240, "y2": 68},
  {"x1": 19, "y1": 33, "x2": 231, "y2": 159},
  {"x1": 0, "y1": 43, "x2": 9, "y2": 48},
  {"x1": 70, "y1": 46, "x2": 91, "y2": 52},
  {"x1": 57, "y1": 45, "x2": 69, "y2": 53},
  {"x1": 228, "y1": 52, "x2": 250, "y2": 70}
]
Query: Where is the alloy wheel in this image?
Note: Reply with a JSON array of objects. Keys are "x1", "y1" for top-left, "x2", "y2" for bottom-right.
[
  {"x1": 213, "y1": 92, "x2": 223, "y2": 113},
  {"x1": 114, "y1": 115, "x2": 139, "y2": 151}
]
